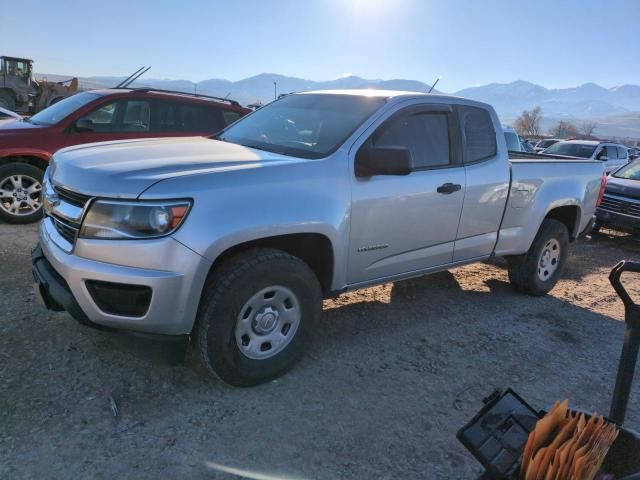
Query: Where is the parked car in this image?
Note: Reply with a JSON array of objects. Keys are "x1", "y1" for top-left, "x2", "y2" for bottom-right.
[
  {"x1": 33, "y1": 90, "x2": 605, "y2": 385},
  {"x1": 0, "y1": 88, "x2": 250, "y2": 223},
  {"x1": 595, "y1": 160, "x2": 640, "y2": 234},
  {"x1": 534, "y1": 138, "x2": 560, "y2": 153},
  {"x1": 629, "y1": 147, "x2": 639, "y2": 160},
  {"x1": 542, "y1": 140, "x2": 629, "y2": 174},
  {"x1": 521, "y1": 141, "x2": 536, "y2": 153}
]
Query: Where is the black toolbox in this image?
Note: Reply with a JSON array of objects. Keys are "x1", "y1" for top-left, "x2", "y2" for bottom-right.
[{"x1": 458, "y1": 260, "x2": 640, "y2": 479}]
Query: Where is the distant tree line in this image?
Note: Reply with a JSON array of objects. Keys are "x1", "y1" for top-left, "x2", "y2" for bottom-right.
[{"x1": 514, "y1": 107, "x2": 599, "y2": 139}]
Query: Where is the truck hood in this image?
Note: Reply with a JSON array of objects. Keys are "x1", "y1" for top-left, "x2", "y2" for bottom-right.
[
  {"x1": 605, "y1": 175, "x2": 640, "y2": 200},
  {"x1": 50, "y1": 136, "x2": 302, "y2": 197},
  {"x1": 0, "y1": 119, "x2": 46, "y2": 131}
]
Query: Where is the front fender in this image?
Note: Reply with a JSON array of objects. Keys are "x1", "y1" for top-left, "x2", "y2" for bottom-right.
[{"x1": 140, "y1": 154, "x2": 351, "y2": 290}]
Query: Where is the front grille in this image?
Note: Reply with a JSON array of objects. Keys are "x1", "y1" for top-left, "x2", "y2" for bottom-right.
[
  {"x1": 599, "y1": 194, "x2": 640, "y2": 218},
  {"x1": 54, "y1": 185, "x2": 91, "y2": 208},
  {"x1": 51, "y1": 216, "x2": 79, "y2": 245},
  {"x1": 45, "y1": 185, "x2": 91, "y2": 249}
]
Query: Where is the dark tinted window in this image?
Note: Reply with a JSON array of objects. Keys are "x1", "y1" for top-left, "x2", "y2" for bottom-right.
[
  {"x1": 373, "y1": 112, "x2": 450, "y2": 168},
  {"x1": 153, "y1": 102, "x2": 178, "y2": 132},
  {"x1": 617, "y1": 146, "x2": 628, "y2": 159},
  {"x1": 222, "y1": 110, "x2": 242, "y2": 126},
  {"x1": 121, "y1": 100, "x2": 150, "y2": 132},
  {"x1": 179, "y1": 104, "x2": 225, "y2": 133},
  {"x1": 460, "y1": 106, "x2": 496, "y2": 162}
]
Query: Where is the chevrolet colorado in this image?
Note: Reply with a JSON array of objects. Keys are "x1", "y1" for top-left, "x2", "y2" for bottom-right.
[{"x1": 33, "y1": 90, "x2": 606, "y2": 386}]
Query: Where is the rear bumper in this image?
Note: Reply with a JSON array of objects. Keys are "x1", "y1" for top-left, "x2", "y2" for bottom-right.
[{"x1": 596, "y1": 208, "x2": 640, "y2": 232}]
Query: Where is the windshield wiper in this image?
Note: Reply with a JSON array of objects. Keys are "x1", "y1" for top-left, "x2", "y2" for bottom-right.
[{"x1": 241, "y1": 142, "x2": 287, "y2": 155}]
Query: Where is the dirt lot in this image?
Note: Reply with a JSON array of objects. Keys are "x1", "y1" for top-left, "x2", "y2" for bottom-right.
[{"x1": 1, "y1": 223, "x2": 639, "y2": 479}]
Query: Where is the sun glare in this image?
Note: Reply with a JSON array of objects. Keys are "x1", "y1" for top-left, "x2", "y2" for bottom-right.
[{"x1": 350, "y1": 0, "x2": 396, "y2": 18}]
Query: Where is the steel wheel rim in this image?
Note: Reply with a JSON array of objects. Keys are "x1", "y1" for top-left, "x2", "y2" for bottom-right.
[
  {"x1": 235, "y1": 285, "x2": 301, "y2": 360},
  {"x1": 0, "y1": 174, "x2": 42, "y2": 216},
  {"x1": 538, "y1": 238, "x2": 561, "y2": 281}
]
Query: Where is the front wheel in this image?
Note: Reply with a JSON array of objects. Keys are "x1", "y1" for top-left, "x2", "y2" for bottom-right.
[
  {"x1": 507, "y1": 219, "x2": 569, "y2": 296},
  {"x1": 0, "y1": 163, "x2": 44, "y2": 224},
  {"x1": 194, "y1": 248, "x2": 322, "y2": 386}
]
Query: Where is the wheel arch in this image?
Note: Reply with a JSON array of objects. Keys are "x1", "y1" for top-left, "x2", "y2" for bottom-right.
[
  {"x1": 544, "y1": 205, "x2": 581, "y2": 241},
  {"x1": 0, "y1": 154, "x2": 49, "y2": 172},
  {"x1": 205, "y1": 232, "x2": 336, "y2": 296}
]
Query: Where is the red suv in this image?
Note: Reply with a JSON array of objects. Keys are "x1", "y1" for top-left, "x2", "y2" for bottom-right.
[{"x1": 0, "y1": 88, "x2": 250, "y2": 223}]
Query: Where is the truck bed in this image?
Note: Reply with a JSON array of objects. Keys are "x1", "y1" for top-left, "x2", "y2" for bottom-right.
[
  {"x1": 508, "y1": 151, "x2": 599, "y2": 163},
  {"x1": 493, "y1": 151, "x2": 604, "y2": 257}
]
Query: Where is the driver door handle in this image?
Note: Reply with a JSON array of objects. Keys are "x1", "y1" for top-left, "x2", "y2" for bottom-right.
[{"x1": 437, "y1": 182, "x2": 462, "y2": 194}]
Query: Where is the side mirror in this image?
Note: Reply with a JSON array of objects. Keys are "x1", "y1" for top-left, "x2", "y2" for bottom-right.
[
  {"x1": 355, "y1": 146, "x2": 414, "y2": 177},
  {"x1": 75, "y1": 117, "x2": 94, "y2": 132}
]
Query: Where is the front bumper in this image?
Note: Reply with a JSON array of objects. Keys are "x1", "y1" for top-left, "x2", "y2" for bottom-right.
[
  {"x1": 596, "y1": 208, "x2": 640, "y2": 233},
  {"x1": 36, "y1": 217, "x2": 211, "y2": 335}
]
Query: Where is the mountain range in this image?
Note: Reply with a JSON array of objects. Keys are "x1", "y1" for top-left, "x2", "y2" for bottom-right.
[{"x1": 37, "y1": 73, "x2": 640, "y2": 139}]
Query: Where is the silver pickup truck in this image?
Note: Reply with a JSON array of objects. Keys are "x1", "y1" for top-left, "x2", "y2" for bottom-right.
[{"x1": 33, "y1": 90, "x2": 606, "y2": 386}]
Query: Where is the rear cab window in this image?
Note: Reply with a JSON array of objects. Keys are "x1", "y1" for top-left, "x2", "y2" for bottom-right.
[{"x1": 458, "y1": 105, "x2": 496, "y2": 163}]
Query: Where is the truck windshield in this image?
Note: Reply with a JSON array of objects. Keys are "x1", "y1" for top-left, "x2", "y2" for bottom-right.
[
  {"x1": 613, "y1": 160, "x2": 640, "y2": 180},
  {"x1": 29, "y1": 92, "x2": 102, "y2": 126},
  {"x1": 543, "y1": 142, "x2": 596, "y2": 158},
  {"x1": 217, "y1": 94, "x2": 387, "y2": 159}
]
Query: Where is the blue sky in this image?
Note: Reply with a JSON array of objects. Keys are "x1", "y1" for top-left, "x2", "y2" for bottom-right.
[{"x1": 2, "y1": 0, "x2": 639, "y2": 92}]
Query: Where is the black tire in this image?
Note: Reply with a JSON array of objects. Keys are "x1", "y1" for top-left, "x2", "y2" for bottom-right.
[
  {"x1": 0, "y1": 163, "x2": 44, "y2": 224},
  {"x1": 0, "y1": 90, "x2": 16, "y2": 111},
  {"x1": 194, "y1": 248, "x2": 322, "y2": 387},
  {"x1": 507, "y1": 219, "x2": 569, "y2": 296}
]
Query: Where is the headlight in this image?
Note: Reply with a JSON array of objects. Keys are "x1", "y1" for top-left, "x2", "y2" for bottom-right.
[{"x1": 80, "y1": 199, "x2": 192, "y2": 240}]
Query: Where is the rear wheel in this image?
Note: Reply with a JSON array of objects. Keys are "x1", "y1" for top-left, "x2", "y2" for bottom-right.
[
  {"x1": 507, "y1": 219, "x2": 569, "y2": 296},
  {"x1": 0, "y1": 163, "x2": 44, "y2": 224},
  {"x1": 194, "y1": 248, "x2": 322, "y2": 386},
  {"x1": 0, "y1": 90, "x2": 16, "y2": 111}
]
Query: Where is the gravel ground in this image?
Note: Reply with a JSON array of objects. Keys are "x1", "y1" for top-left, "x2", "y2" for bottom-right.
[{"x1": 1, "y1": 222, "x2": 639, "y2": 479}]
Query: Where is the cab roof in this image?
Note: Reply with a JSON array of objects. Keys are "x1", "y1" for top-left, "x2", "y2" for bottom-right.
[
  {"x1": 1, "y1": 56, "x2": 33, "y2": 62},
  {"x1": 298, "y1": 89, "x2": 490, "y2": 109}
]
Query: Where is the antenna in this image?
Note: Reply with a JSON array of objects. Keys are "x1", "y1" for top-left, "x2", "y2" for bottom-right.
[
  {"x1": 428, "y1": 77, "x2": 440, "y2": 94},
  {"x1": 114, "y1": 67, "x2": 145, "y2": 89},
  {"x1": 224, "y1": 92, "x2": 230, "y2": 99},
  {"x1": 120, "y1": 66, "x2": 151, "y2": 88}
]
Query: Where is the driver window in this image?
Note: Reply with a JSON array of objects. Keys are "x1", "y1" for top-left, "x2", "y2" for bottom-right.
[
  {"x1": 597, "y1": 146, "x2": 616, "y2": 160},
  {"x1": 369, "y1": 112, "x2": 451, "y2": 169},
  {"x1": 84, "y1": 101, "x2": 119, "y2": 132}
]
